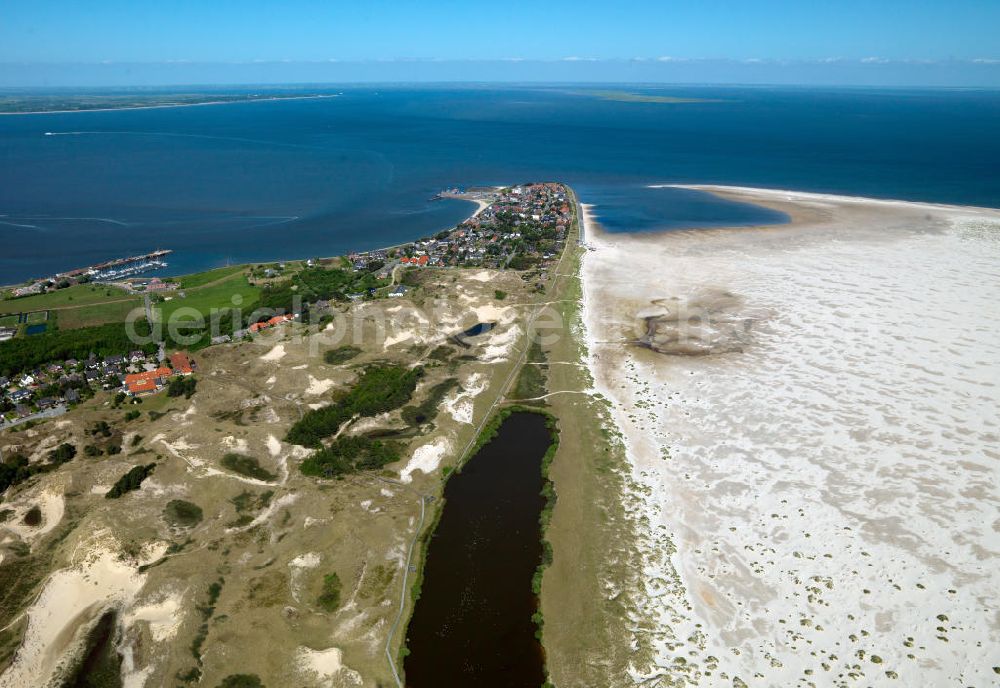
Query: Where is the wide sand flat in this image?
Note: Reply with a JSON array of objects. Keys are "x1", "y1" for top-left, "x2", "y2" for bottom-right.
[{"x1": 583, "y1": 187, "x2": 1000, "y2": 686}]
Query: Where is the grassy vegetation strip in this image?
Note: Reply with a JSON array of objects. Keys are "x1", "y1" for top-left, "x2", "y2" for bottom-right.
[
  {"x1": 50, "y1": 298, "x2": 144, "y2": 330},
  {"x1": 513, "y1": 339, "x2": 548, "y2": 403},
  {"x1": 182, "y1": 577, "x2": 225, "y2": 682},
  {"x1": 286, "y1": 364, "x2": 423, "y2": 447},
  {"x1": 386, "y1": 486, "x2": 430, "y2": 682},
  {"x1": 216, "y1": 675, "x2": 265, "y2": 688},
  {"x1": 0, "y1": 284, "x2": 128, "y2": 313},
  {"x1": 177, "y1": 265, "x2": 247, "y2": 289},
  {"x1": 156, "y1": 272, "x2": 260, "y2": 323}
]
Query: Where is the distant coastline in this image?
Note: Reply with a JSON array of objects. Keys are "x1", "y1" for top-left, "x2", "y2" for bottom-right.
[{"x1": 0, "y1": 93, "x2": 339, "y2": 116}]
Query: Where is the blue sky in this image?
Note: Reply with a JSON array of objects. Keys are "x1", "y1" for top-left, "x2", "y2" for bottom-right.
[{"x1": 2, "y1": 0, "x2": 999, "y2": 86}]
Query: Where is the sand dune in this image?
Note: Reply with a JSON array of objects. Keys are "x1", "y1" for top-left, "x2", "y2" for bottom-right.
[{"x1": 583, "y1": 187, "x2": 1000, "y2": 686}]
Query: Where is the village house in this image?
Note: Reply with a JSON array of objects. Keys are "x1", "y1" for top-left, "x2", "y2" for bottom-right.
[
  {"x1": 248, "y1": 313, "x2": 295, "y2": 334},
  {"x1": 169, "y1": 351, "x2": 195, "y2": 375},
  {"x1": 124, "y1": 366, "x2": 173, "y2": 396}
]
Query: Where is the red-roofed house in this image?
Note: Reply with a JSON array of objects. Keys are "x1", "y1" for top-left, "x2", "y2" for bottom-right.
[
  {"x1": 128, "y1": 378, "x2": 158, "y2": 396},
  {"x1": 124, "y1": 366, "x2": 173, "y2": 396},
  {"x1": 249, "y1": 313, "x2": 294, "y2": 334},
  {"x1": 169, "y1": 352, "x2": 194, "y2": 375}
]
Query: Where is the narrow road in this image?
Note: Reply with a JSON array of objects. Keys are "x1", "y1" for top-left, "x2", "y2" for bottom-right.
[
  {"x1": 0, "y1": 404, "x2": 67, "y2": 431},
  {"x1": 571, "y1": 187, "x2": 586, "y2": 245}
]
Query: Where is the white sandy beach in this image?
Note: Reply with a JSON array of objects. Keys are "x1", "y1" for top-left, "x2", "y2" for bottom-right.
[{"x1": 581, "y1": 187, "x2": 1000, "y2": 686}]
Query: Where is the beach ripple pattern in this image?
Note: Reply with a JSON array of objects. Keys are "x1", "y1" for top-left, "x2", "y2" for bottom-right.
[{"x1": 583, "y1": 195, "x2": 1000, "y2": 687}]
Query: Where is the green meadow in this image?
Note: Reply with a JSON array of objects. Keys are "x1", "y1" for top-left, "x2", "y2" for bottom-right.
[{"x1": 155, "y1": 270, "x2": 261, "y2": 323}]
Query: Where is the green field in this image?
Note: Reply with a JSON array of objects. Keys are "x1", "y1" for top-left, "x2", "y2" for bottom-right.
[
  {"x1": 155, "y1": 272, "x2": 261, "y2": 322},
  {"x1": 0, "y1": 284, "x2": 144, "y2": 332},
  {"x1": 0, "y1": 270, "x2": 260, "y2": 337},
  {"x1": 0, "y1": 284, "x2": 128, "y2": 314},
  {"x1": 55, "y1": 300, "x2": 144, "y2": 329},
  {"x1": 178, "y1": 265, "x2": 248, "y2": 289}
]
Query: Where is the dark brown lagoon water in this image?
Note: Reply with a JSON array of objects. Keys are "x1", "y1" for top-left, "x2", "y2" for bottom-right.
[{"x1": 404, "y1": 411, "x2": 552, "y2": 687}]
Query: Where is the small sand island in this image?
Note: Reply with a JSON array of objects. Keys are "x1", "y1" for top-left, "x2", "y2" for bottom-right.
[{"x1": 581, "y1": 186, "x2": 1000, "y2": 686}]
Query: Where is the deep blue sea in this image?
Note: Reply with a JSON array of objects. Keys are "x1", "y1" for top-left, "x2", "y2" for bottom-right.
[{"x1": 1, "y1": 86, "x2": 998, "y2": 283}]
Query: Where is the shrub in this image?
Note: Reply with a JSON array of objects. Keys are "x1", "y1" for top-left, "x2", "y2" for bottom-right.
[
  {"x1": 401, "y1": 378, "x2": 459, "y2": 427},
  {"x1": 323, "y1": 345, "x2": 362, "y2": 365},
  {"x1": 217, "y1": 675, "x2": 264, "y2": 688},
  {"x1": 221, "y1": 454, "x2": 276, "y2": 482},
  {"x1": 22, "y1": 505, "x2": 42, "y2": 526},
  {"x1": 47, "y1": 443, "x2": 76, "y2": 465},
  {"x1": 91, "y1": 420, "x2": 112, "y2": 437},
  {"x1": 106, "y1": 463, "x2": 155, "y2": 499},
  {"x1": 427, "y1": 345, "x2": 453, "y2": 361},
  {"x1": 316, "y1": 573, "x2": 342, "y2": 612},
  {"x1": 299, "y1": 437, "x2": 399, "y2": 478},
  {"x1": 167, "y1": 376, "x2": 197, "y2": 398},
  {"x1": 164, "y1": 499, "x2": 203, "y2": 527},
  {"x1": 286, "y1": 365, "x2": 423, "y2": 447}
]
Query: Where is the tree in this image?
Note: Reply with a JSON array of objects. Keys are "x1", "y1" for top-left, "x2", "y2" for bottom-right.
[
  {"x1": 48, "y1": 443, "x2": 77, "y2": 465},
  {"x1": 106, "y1": 463, "x2": 156, "y2": 499},
  {"x1": 167, "y1": 376, "x2": 197, "y2": 398}
]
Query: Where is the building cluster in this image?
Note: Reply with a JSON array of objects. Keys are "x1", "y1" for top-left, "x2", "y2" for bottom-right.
[
  {"x1": 122, "y1": 277, "x2": 179, "y2": 294},
  {"x1": 1, "y1": 350, "x2": 196, "y2": 422},
  {"x1": 210, "y1": 312, "x2": 296, "y2": 345},
  {"x1": 8, "y1": 250, "x2": 172, "y2": 297},
  {"x1": 346, "y1": 182, "x2": 572, "y2": 272},
  {"x1": 123, "y1": 351, "x2": 195, "y2": 396}
]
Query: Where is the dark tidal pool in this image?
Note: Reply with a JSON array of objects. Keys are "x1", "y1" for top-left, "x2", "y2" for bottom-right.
[{"x1": 404, "y1": 411, "x2": 553, "y2": 687}]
